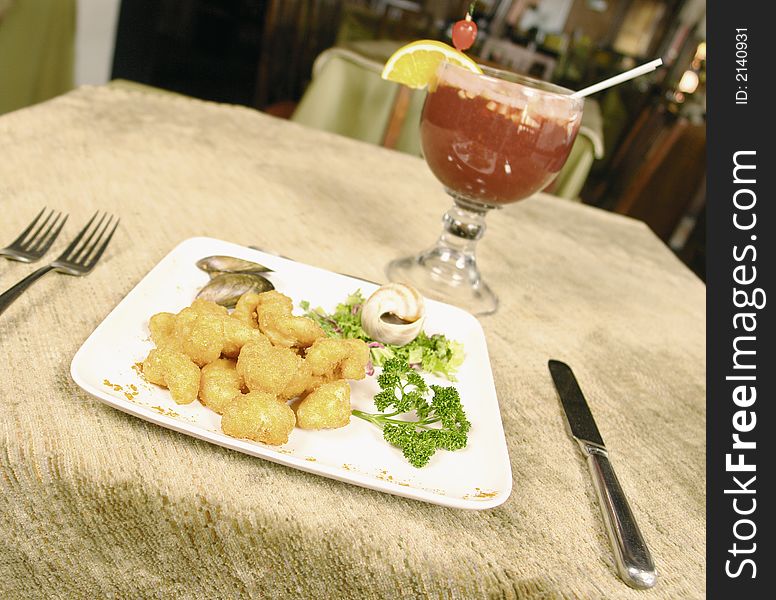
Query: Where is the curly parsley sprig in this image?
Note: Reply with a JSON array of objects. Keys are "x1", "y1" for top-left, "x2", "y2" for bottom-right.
[{"x1": 352, "y1": 358, "x2": 471, "y2": 468}]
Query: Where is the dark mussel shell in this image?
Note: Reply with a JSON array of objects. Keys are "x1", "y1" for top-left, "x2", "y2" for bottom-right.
[
  {"x1": 196, "y1": 255, "x2": 273, "y2": 277},
  {"x1": 196, "y1": 273, "x2": 274, "y2": 308}
]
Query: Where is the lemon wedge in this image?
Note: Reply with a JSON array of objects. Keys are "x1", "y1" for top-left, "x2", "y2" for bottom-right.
[{"x1": 381, "y1": 40, "x2": 482, "y2": 89}]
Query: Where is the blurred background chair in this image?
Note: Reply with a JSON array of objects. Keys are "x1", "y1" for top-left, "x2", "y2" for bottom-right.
[
  {"x1": 0, "y1": 0, "x2": 76, "y2": 116},
  {"x1": 479, "y1": 37, "x2": 557, "y2": 81},
  {"x1": 290, "y1": 45, "x2": 425, "y2": 155},
  {"x1": 588, "y1": 101, "x2": 706, "y2": 244},
  {"x1": 545, "y1": 99, "x2": 603, "y2": 200}
]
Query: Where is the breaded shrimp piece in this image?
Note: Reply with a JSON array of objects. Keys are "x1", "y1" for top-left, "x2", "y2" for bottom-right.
[
  {"x1": 189, "y1": 298, "x2": 228, "y2": 317},
  {"x1": 236, "y1": 339, "x2": 303, "y2": 397},
  {"x1": 295, "y1": 380, "x2": 351, "y2": 430},
  {"x1": 255, "y1": 290, "x2": 293, "y2": 313},
  {"x1": 221, "y1": 391, "x2": 296, "y2": 445},
  {"x1": 255, "y1": 291, "x2": 326, "y2": 349},
  {"x1": 149, "y1": 312, "x2": 178, "y2": 350},
  {"x1": 149, "y1": 300, "x2": 225, "y2": 353},
  {"x1": 142, "y1": 348, "x2": 201, "y2": 405},
  {"x1": 222, "y1": 316, "x2": 269, "y2": 358},
  {"x1": 305, "y1": 338, "x2": 369, "y2": 380},
  {"x1": 199, "y1": 358, "x2": 243, "y2": 414},
  {"x1": 150, "y1": 300, "x2": 259, "y2": 363},
  {"x1": 279, "y1": 359, "x2": 315, "y2": 400},
  {"x1": 174, "y1": 306, "x2": 225, "y2": 366},
  {"x1": 231, "y1": 292, "x2": 261, "y2": 329}
]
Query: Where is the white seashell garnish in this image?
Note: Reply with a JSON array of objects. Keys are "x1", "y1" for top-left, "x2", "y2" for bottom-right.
[{"x1": 360, "y1": 283, "x2": 426, "y2": 347}]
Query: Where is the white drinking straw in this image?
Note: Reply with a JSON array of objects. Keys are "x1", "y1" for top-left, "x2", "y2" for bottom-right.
[{"x1": 571, "y1": 58, "x2": 663, "y2": 98}]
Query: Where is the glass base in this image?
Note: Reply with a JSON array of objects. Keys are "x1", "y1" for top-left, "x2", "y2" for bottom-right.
[{"x1": 386, "y1": 250, "x2": 498, "y2": 316}]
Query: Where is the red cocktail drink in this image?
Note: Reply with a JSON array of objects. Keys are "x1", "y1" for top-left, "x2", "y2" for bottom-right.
[
  {"x1": 420, "y1": 64, "x2": 583, "y2": 206},
  {"x1": 387, "y1": 62, "x2": 584, "y2": 315}
]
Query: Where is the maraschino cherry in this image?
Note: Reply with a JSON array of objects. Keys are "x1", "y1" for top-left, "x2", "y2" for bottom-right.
[{"x1": 452, "y1": 3, "x2": 478, "y2": 51}]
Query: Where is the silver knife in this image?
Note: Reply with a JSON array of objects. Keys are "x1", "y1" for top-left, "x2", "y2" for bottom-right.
[{"x1": 548, "y1": 360, "x2": 657, "y2": 589}]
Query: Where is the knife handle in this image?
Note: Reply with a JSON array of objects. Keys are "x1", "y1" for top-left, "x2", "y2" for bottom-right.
[{"x1": 580, "y1": 443, "x2": 657, "y2": 589}]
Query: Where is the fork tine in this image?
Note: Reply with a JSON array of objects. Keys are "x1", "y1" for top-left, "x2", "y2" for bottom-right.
[
  {"x1": 11, "y1": 208, "x2": 47, "y2": 246},
  {"x1": 56, "y1": 211, "x2": 99, "y2": 261},
  {"x1": 32, "y1": 213, "x2": 68, "y2": 255},
  {"x1": 83, "y1": 217, "x2": 119, "y2": 269},
  {"x1": 70, "y1": 213, "x2": 108, "y2": 264},
  {"x1": 25, "y1": 210, "x2": 55, "y2": 249},
  {"x1": 78, "y1": 214, "x2": 112, "y2": 265},
  {"x1": 28, "y1": 211, "x2": 59, "y2": 250}
]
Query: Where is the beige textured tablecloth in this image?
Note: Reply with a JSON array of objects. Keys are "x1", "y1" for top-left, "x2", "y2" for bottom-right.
[{"x1": 0, "y1": 87, "x2": 705, "y2": 598}]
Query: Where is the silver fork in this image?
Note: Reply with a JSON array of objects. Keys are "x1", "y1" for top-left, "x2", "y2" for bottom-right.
[
  {"x1": 0, "y1": 208, "x2": 68, "y2": 263},
  {"x1": 0, "y1": 212, "x2": 120, "y2": 317}
]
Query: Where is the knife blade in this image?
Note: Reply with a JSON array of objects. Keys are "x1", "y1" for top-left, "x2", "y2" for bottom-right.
[{"x1": 548, "y1": 360, "x2": 657, "y2": 589}]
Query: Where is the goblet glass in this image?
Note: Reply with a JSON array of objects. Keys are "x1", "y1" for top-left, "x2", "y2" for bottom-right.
[{"x1": 386, "y1": 62, "x2": 584, "y2": 315}]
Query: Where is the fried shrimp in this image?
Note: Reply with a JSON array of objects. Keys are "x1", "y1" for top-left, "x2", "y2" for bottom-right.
[
  {"x1": 199, "y1": 358, "x2": 243, "y2": 414},
  {"x1": 295, "y1": 380, "x2": 351, "y2": 430},
  {"x1": 254, "y1": 290, "x2": 326, "y2": 349},
  {"x1": 279, "y1": 359, "x2": 316, "y2": 400},
  {"x1": 305, "y1": 338, "x2": 370, "y2": 381},
  {"x1": 231, "y1": 292, "x2": 261, "y2": 328},
  {"x1": 236, "y1": 339, "x2": 303, "y2": 397},
  {"x1": 174, "y1": 306, "x2": 226, "y2": 366},
  {"x1": 222, "y1": 316, "x2": 269, "y2": 358},
  {"x1": 148, "y1": 298, "x2": 266, "y2": 365},
  {"x1": 148, "y1": 312, "x2": 178, "y2": 349},
  {"x1": 143, "y1": 290, "x2": 365, "y2": 444},
  {"x1": 142, "y1": 348, "x2": 201, "y2": 405},
  {"x1": 189, "y1": 298, "x2": 228, "y2": 317},
  {"x1": 221, "y1": 391, "x2": 296, "y2": 445}
]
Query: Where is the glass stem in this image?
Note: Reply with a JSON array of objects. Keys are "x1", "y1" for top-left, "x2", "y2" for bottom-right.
[
  {"x1": 440, "y1": 202, "x2": 486, "y2": 246},
  {"x1": 385, "y1": 193, "x2": 499, "y2": 315},
  {"x1": 430, "y1": 196, "x2": 491, "y2": 283}
]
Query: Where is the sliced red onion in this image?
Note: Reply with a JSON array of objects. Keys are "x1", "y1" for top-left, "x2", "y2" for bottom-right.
[{"x1": 326, "y1": 317, "x2": 342, "y2": 333}]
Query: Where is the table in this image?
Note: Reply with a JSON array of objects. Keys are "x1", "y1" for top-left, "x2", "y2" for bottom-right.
[{"x1": 0, "y1": 87, "x2": 705, "y2": 598}]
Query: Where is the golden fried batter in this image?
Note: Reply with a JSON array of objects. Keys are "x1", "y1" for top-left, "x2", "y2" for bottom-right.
[
  {"x1": 296, "y1": 380, "x2": 351, "y2": 430},
  {"x1": 231, "y1": 292, "x2": 261, "y2": 328},
  {"x1": 254, "y1": 290, "x2": 326, "y2": 349},
  {"x1": 148, "y1": 298, "x2": 268, "y2": 368},
  {"x1": 142, "y1": 348, "x2": 201, "y2": 405},
  {"x1": 305, "y1": 337, "x2": 369, "y2": 380},
  {"x1": 173, "y1": 306, "x2": 225, "y2": 366},
  {"x1": 255, "y1": 289, "x2": 293, "y2": 313},
  {"x1": 148, "y1": 312, "x2": 178, "y2": 349},
  {"x1": 144, "y1": 291, "x2": 365, "y2": 445},
  {"x1": 190, "y1": 298, "x2": 228, "y2": 317},
  {"x1": 236, "y1": 339, "x2": 303, "y2": 397},
  {"x1": 222, "y1": 317, "x2": 269, "y2": 358},
  {"x1": 221, "y1": 391, "x2": 296, "y2": 445},
  {"x1": 279, "y1": 359, "x2": 316, "y2": 400},
  {"x1": 199, "y1": 358, "x2": 243, "y2": 414}
]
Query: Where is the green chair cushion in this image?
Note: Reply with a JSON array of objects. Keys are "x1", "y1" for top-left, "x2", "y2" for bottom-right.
[{"x1": 0, "y1": 0, "x2": 75, "y2": 115}]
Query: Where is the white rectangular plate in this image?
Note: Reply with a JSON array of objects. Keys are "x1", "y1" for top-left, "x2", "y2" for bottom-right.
[{"x1": 71, "y1": 237, "x2": 512, "y2": 509}]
